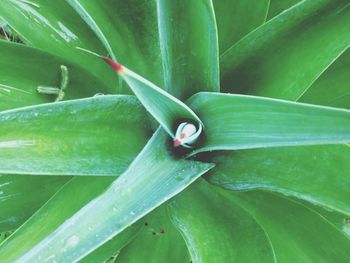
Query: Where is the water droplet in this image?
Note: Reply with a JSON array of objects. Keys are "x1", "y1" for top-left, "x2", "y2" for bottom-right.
[
  {"x1": 130, "y1": 211, "x2": 136, "y2": 216},
  {"x1": 66, "y1": 235, "x2": 80, "y2": 248},
  {"x1": 94, "y1": 93, "x2": 105, "y2": 97}
]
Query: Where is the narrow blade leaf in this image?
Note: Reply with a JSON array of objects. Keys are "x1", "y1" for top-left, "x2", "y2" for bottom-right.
[
  {"x1": 224, "y1": 190, "x2": 350, "y2": 262},
  {"x1": 208, "y1": 144, "x2": 350, "y2": 215},
  {"x1": 220, "y1": 0, "x2": 350, "y2": 100},
  {"x1": 188, "y1": 92, "x2": 350, "y2": 153},
  {"x1": 0, "y1": 95, "x2": 150, "y2": 176},
  {"x1": 157, "y1": 0, "x2": 219, "y2": 99},
  {"x1": 67, "y1": 0, "x2": 164, "y2": 87},
  {"x1": 0, "y1": 0, "x2": 118, "y2": 88},
  {"x1": 15, "y1": 129, "x2": 213, "y2": 262},
  {"x1": 169, "y1": 179, "x2": 275, "y2": 263},
  {"x1": 213, "y1": 0, "x2": 269, "y2": 53},
  {"x1": 103, "y1": 61, "x2": 202, "y2": 138}
]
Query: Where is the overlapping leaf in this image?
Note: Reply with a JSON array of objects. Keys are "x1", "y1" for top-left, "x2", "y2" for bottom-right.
[
  {"x1": 157, "y1": 0, "x2": 219, "y2": 99},
  {"x1": 0, "y1": 0, "x2": 118, "y2": 89},
  {"x1": 0, "y1": 95, "x2": 150, "y2": 176},
  {"x1": 14, "y1": 129, "x2": 213, "y2": 262},
  {"x1": 220, "y1": 0, "x2": 350, "y2": 100},
  {"x1": 188, "y1": 92, "x2": 350, "y2": 153}
]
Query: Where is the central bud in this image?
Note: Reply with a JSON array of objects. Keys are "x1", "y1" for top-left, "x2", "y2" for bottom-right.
[{"x1": 173, "y1": 122, "x2": 202, "y2": 148}]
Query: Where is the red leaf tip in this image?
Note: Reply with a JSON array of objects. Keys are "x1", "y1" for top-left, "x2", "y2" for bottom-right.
[{"x1": 101, "y1": 56, "x2": 124, "y2": 73}]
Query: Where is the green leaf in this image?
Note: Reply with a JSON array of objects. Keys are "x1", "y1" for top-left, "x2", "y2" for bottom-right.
[
  {"x1": 300, "y1": 49, "x2": 350, "y2": 109},
  {"x1": 188, "y1": 92, "x2": 350, "y2": 153},
  {"x1": 15, "y1": 129, "x2": 213, "y2": 262},
  {"x1": 67, "y1": 0, "x2": 164, "y2": 87},
  {"x1": 157, "y1": 0, "x2": 219, "y2": 99},
  {"x1": 80, "y1": 224, "x2": 139, "y2": 263},
  {"x1": 169, "y1": 179, "x2": 275, "y2": 263},
  {"x1": 0, "y1": 0, "x2": 118, "y2": 89},
  {"x1": 208, "y1": 144, "x2": 350, "y2": 215},
  {"x1": 104, "y1": 62, "x2": 202, "y2": 138},
  {"x1": 0, "y1": 175, "x2": 67, "y2": 232},
  {"x1": 0, "y1": 177, "x2": 141, "y2": 263},
  {"x1": 213, "y1": 0, "x2": 269, "y2": 53},
  {"x1": 220, "y1": 0, "x2": 350, "y2": 100},
  {"x1": 223, "y1": 190, "x2": 350, "y2": 262},
  {"x1": 116, "y1": 205, "x2": 190, "y2": 263},
  {"x1": 291, "y1": 197, "x2": 350, "y2": 237},
  {"x1": 0, "y1": 41, "x2": 113, "y2": 111},
  {"x1": 267, "y1": 0, "x2": 302, "y2": 19},
  {"x1": 0, "y1": 95, "x2": 150, "y2": 176}
]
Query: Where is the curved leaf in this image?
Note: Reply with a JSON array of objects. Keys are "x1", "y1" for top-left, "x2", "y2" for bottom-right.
[
  {"x1": 213, "y1": 0, "x2": 269, "y2": 53},
  {"x1": 0, "y1": 175, "x2": 67, "y2": 232},
  {"x1": 169, "y1": 179, "x2": 275, "y2": 263},
  {"x1": 116, "y1": 205, "x2": 190, "y2": 263},
  {"x1": 208, "y1": 144, "x2": 350, "y2": 215},
  {"x1": 0, "y1": 177, "x2": 141, "y2": 263},
  {"x1": 300, "y1": 49, "x2": 350, "y2": 109},
  {"x1": 0, "y1": 0, "x2": 118, "y2": 89},
  {"x1": 188, "y1": 92, "x2": 350, "y2": 153},
  {"x1": 267, "y1": 0, "x2": 302, "y2": 19},
  {"x1": 220, "y1": 0, "x2": 350, "y2": 100},
  {"x1": 157, "y1": 0, "x2": 219, "y2": 99},
  {"x1": 15, "y1": 129, "x2": 213, "y2": 262},
  {"x1": 223, "y1": 190, "x2": 350, "y2": 262},
  {"x1": 104, "y1": 61, "x2": 202, "y2": 138},
  {"x1": 0, "y1": 95, "x2": 150, "y2": 176},
  {"x1": 0, "y1": 41, "x2": 112, "y2": 111},
  {"x1": 67, "y1": 0, "x2": 163, "y2": 87}
]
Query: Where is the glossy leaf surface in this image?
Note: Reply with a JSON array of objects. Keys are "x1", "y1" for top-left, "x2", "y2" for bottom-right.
[
  {"x1": 300, "y1": 50, "x2": 350, "y2": 109},
  {"x1": 169, "y1": 179, "x2": 275, "y2": 263},
  {"x1": 67, "y1": 0, "x2": 163, "y2": 87},
  {"x1": 189, "y1": 92, "x2": 350, "y2": 153},
  {"x1": 107, "y1": 64, "x2": 202, "y2": 138},
  {"x1": 0, "y1": 175, "x2": 67, "y2": 232},
  {"x1": 0, "y1": 0, "x2": 118, "y2": 88},
  {"x1": 116, "y1": 206, "x2": 190, "y2": 263},
  {"x1": 15, "y1": 129, "x2": 213, "y2": 262},
  {"x1": 220, "y1": 0, "x2": 350, "y2": 100},
  {"x1": 157, "y1": 0, "x2": 219, "y2": 99},
  {"x1": 209, "y1": 144, "x2": 350, "y2": 215},
  {"x1": 0, "y1": 95, "x2": 150, "y2": 176},
  {"x1": 0, "y1": 41, "x2": 111, "y2": 111},
  {"x1": 213, "y1": 0, "x2": 269, "y2": 53},
  {"x1": 225, "y1": 190, "x2": 350, "y2": 262}
]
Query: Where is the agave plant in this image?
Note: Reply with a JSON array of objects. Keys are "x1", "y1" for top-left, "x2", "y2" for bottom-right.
[{"x1": 1, "y1": 0, "x2": 350, "y2": 262}]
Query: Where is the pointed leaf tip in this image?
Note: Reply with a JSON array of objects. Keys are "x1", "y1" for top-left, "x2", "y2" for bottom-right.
[{"x1": 101, "y1": 56, "x2": 124, "y2": 73}]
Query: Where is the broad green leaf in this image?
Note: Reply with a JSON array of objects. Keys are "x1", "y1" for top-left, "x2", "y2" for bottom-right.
[
  {"x1": 0, "y1": 0, "x2": 118, "y2": 89},
  {"x1": 291, "y1": 198, "x2": 350, "y2": 237},
  {"x1": 0, "y1": 177, "x2": 141, "y2": 263},
  {"x1": 220, "y1": 0, "x2": 350, "y2": 100},
  {"x1": 208, "y1": 144, "x2": 350, "y2": 215},
  {"x1": 300, "y1": 49, "x2": 350, "y2": 109},
  {"x1": 0, "y1": 40, "x2": 113, "y2": 111},
  {"x1": 0, "y1": 175, "x2": 67, "y2": 232},
  {"x1": 0, "y1": 95, "x2": 150, "y2": 176},
  {"x1": 157, "y1": 0, "x2": 219, "y2": 99},
  {"x1": 169, "y1": 179, "x2": 275, "y2": 263},
  {"x1": 80, "y1": 224, "x2": 139, "y2": 263},
  {"x1": 15, "y1": 129, "x2": 213, "y2": 262},
  {"x1": 267, "y1": 0, "x2": 302, "y2": 19},
  {"x1": 188, "y1": 92, "x2": 350, "y2": 153},
  {"x1": 67, "y1": 0, "x2": 163, "y2": 87},
  {"x1": 213, "y1": 0, "x2": 269, "y2": 53},
  {"x1": 116, "y1": 205, "x2": 190, "y2": 263},
  {"x1": 223, "y1": 190, "x2": 350, "y2": 262},
  {"x1": 104, "y1": 62, "x2": 202, "y2": 138}
]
